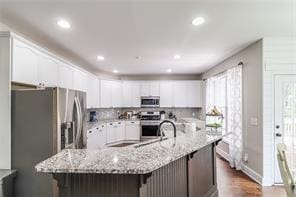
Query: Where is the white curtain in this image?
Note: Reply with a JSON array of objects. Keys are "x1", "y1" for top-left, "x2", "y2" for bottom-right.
[
  {"x1": 205, "y1": 65, "x2": 243, "y2": 170},
  {"x1": 227, "y1": 65, "x2": 243, "y2": 170}
]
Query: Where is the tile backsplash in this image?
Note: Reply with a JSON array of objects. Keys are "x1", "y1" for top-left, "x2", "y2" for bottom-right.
[{"x1": 86, "y1": 107, "x2": 202, "y2": 122}]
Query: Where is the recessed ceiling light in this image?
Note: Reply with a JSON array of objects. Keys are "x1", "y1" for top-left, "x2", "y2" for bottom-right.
[
  {"x1": 174, "y1": 55, "x2": 181, "y2": 60},
  {"x1": 57, "y1": 19, "x2": 71, "y2": 29},
  {"x1": 113, "y1": 69, "x2": 119, "y2": 73},
  {"x1": 97, "y1": 55, "x2": 105, "y2": 61},
  {"x1": 192, "y1": 17, "x2": 205, "y2": 26},
  {"x1": 166, "y1": 69, "x2": 172, "y2": 73}
]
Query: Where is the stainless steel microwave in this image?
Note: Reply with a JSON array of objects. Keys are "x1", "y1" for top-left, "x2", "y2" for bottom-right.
[{"x1": 141, "y1": 96, "x2": 160, "y2": 108}]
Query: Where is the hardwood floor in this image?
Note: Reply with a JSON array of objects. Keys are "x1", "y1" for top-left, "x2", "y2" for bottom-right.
[{"x1": 217, "y1": 156, "x2": 286, "y2": 197}]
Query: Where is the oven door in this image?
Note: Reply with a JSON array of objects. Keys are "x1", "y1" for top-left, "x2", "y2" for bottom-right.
[{"x1": 141, "y1": 122, "x2": 160, "y2": 139}]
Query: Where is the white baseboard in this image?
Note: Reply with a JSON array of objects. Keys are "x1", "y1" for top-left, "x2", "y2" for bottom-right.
[
  {"x1": 242, "y1": 164, "x2": 263, "y2": 185},
  {"x1": 216, "y1": 147, "x2": 230, "y2": 162}
]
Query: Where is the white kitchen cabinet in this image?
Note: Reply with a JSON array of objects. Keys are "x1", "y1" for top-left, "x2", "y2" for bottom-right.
[
  {"x1": 116, "y1": 121, "x2": 125, "y2": 142},
  {"x1": 187, "y1": 80, "x2": 202, "y2": 107},
  {"x1": 122, "y1": 81, "x2": 141, "y2": 107},
  {"x1": 140, "y1": 81, "x2": 160, "y2": 96},
  {"x1": 87, "y1": 75, "x2": 100, "y2": 109},
  {"x1": 122, "y1": 81, "x2": 133, "y2": 107},
  {"x1": 12, "y1": 38, "x2": 38, "y2": 85},
  {"x1": 173, "y1": 81, "x2": 187, "y2": 107},
  {"x1": 58, "y1": 62, "x2": 73, "y2": 89},
  {"x1": 87, "y1": 123, "x2": 106, "y2": 149},
  {"x1": 160, "y1": 81, "x2": 173, "y2": 107},
  {"x1": 73, "y1": 69, "x2": 88, "y2": 92},
  {"x1": 125, "y1": 121, "x2": 140, "y2": 141},
  {"x1": 100, "y1": 80, "x2": 112, "y2": 108},
  {"x1": 107, "y1": 122, "x2": 117, "y2": 144},
  {"x1": 37, "y1": 53, "x2": 58, "y2": 87},
  {"x1": 111, "y1": 81, "x2": 122, "y2": 108}
]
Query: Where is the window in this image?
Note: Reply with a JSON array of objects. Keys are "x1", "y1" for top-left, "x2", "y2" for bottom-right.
[{"x1": 206, "y1": 74, "x2": 228, "y2": 134}]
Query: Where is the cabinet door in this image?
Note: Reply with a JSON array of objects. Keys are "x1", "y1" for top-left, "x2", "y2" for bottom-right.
[
  {"x1": 73, "y1": 69, "x2": 87, "y2": 92},
  {"x1": 87, "y1": 128, "x2": 100, "y2": 149},
  {"x1": 12, "y1": 39, "x2": 38, "y2": 85},
  {"x1": 160, "y1": 81, "x2": 173, "y2": 107},
  {"x1": 87, "y1": 75, "x2": 100, "y2": 109},
  {"x1": 37, "y1": 54, "x2": 58, "y2": 87},
  {"x1": 131, "y1": 81, "x2": 141, "y2": 107},
  {"x1": 111, "y1": 81, "x2": 122, "y2": 108},
  {"x1": 58, "y1": 62, "x2": 73, "y2": 89},
  {"x1": 97, "y1": 124, "x2": 107, "y2": 147},
  {"x1": 173, "y1": 81, "x2": 187, "y2": 107},
  {"x1": 122, "y1": 81, "x2": 132, "y2": 107},
  {"x1": 141, "y1": 81, "x2": 150, "y2": 96},
  {"x1": 187, "y1": 81, "x2": 202, "y2": 107},
  {"x1": 150, "y1": 81, "x2": 160, "y2": 96},
  {"x1": 107, "y1": 122, "x2": 116, "y2": 143},
  {"x1": 125, "y1": 121, "x2": 140, "y2": 141},
  {"x1": 116, "y1": 121, "x2": 125, "y2": 141},
  {"x1": 100, "y1": 80, "x2": 112, "y2": 108}
]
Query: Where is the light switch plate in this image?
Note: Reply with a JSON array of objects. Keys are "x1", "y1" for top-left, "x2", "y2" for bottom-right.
[{"x1": 250, "y1": 117, "x2": 258, "y2": 126}]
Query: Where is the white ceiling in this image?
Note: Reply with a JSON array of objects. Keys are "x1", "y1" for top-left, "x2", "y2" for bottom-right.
[{"x1": 0, "y1": 0, "x2": 294, "y2": 75}]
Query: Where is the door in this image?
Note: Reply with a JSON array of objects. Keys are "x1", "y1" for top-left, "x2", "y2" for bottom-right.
[
  {"x1": 111, "y1": 81, "x2": 122, "y2": 107},
  {"x1": 122, "y1": 81, "x2": 133, "y2": 107},
  {"x1": 58, "y1": 62, "x2": 73, "y2": 89},
  {"x1": 274, "y1": 75, "x2": 296, "y2": 183},
  {"x1": 116, "y1": 121, "x2": 125, "y2": 141},
  {"x1": 125, "y1": 121, "x2": 140, "y2": 141},
  {"x1": 187, "y1": 81, "x2": 202, "y2": 107},
  {"x1": 100, "y1": 80, "x2": 112, "y2": 108},
  {"x1": 107, "y1": 122, "x2": 116, "y2": 143}
]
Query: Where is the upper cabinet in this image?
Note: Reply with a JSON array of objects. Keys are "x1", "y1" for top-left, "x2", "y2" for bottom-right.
[
  {"x1": 12, "y1": 38, "x2": 39, "y2": 85},
  {"x1": 160, "y1": 81, "x2": 173, "y2": 107},
  {"x1": 100, "y1": 80, "x2": 122, "y2": 108},
  {"x1": 173, "y1": 81, "x2": 187, "y2": 107},
  {"x1": 87, "y1": 75, "x2": 100, "y2": 109},
  {"x1": 73, "y1": 69, "x2": 87, "y2": 92},
  {"x1": 122, "y1": 81, "x2": 141, "y2": 108},
  {"x1": 58, "y1": 62, "x2": 73, "y2": 89},
  {"x1": 100, "y1": 80, "x2": 112, "y2": 108},
  {"x1": 187, "y1": 80, "x2": 202, "y2": 107},
  {"x1": 37, "y1": 53, "x2": 58, "y2": 87},
  {"x1": 111, "y1": 81, "x2": 122, "y2": 108},
  {"x1": 140, "y1": 81, "x2": 160, "y2": 96}
]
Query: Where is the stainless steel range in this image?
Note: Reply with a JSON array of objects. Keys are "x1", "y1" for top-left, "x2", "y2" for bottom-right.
[{"x1": 140, "y1": 111, "x2": 161, "y2": 139}]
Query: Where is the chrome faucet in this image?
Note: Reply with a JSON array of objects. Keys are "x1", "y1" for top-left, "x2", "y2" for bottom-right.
[{"x1": 158, "y1": 120, "x2": 177, "y2": 140}]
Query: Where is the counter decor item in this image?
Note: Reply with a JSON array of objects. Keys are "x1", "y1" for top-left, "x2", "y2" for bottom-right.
[
  {"x1": 206, "y1": 106, "x2": 224, "y2": 133},
  {"x1": 89, "y1": 111, "x2": 98, "y2": 122}
]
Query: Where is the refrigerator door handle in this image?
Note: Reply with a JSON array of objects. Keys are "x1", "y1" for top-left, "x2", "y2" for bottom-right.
[
  {"x1": 74, "y1": 96, "x2": 81, "y2": 148},
  {"x1": 77, "y1": 96, "x2": 83, "y2": 143}
]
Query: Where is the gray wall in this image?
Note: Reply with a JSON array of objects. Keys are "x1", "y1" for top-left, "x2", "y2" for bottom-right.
[
  {"x1": 202, "y1": 40, "x2": 263, "y2": 176},
  {"x1": 0, "y1": 32, "x2": 11, "y2": 169}
]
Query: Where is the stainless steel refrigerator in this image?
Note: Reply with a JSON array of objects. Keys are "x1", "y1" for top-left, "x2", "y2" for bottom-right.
[{"x1": 11, "y1": 87, "x2": 86, "y2": 197}]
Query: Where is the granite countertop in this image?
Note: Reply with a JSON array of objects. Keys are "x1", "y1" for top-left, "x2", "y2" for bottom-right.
[
  {"x1": 36, "y1": 129, "x2": 228, "y2": 174},
  {"x1": 87, "y1": 119, "x2": 140, "y2": 129}
]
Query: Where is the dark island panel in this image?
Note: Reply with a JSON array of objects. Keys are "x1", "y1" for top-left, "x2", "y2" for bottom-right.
[{"x1": 53, "y1": 142, "x2": 218, "y2": 197}]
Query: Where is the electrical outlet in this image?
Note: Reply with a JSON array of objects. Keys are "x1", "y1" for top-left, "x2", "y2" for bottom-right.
[{"x1": 250, "y1": 117, "x2": 258, "y2": 126}]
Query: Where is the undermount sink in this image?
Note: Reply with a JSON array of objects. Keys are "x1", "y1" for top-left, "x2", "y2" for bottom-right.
[{"x1": 134, "y1": 137, "x2": 169, "y2": 148}]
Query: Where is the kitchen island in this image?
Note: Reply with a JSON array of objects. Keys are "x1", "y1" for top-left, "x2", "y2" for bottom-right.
[{"x1": 36, "y1": 130, "x2": 227, "y2": 197}]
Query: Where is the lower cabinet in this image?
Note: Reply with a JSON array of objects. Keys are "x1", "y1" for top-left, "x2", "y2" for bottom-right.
[
  {"x1": 87, "y1": 120, "x2": 140, "y2": 148},
  {"x1": 115, "y1": 121, "x2": 125, "y2": 141},
  {"x1": 107, "y1": 122, "x2": 117, "y2": 144},
  {"x1": 86, "y1": 123, "x2": 106, "y2": 149},
  {"x1": 125, "y1": 121, "x2": 140, "y2": 141}
]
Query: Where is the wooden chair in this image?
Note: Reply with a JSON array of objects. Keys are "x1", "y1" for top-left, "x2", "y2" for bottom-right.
[{"x1": 277, "y1": 143, "x2": 296, "y2": 197}]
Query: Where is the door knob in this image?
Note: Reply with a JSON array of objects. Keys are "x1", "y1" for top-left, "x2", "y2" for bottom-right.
[
  {"x1": 276, "y1": 133, "x2": 282, "y2": 137},
  {"x1": 276, "y1": 125, "x2": 280, "y2": 129}
]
